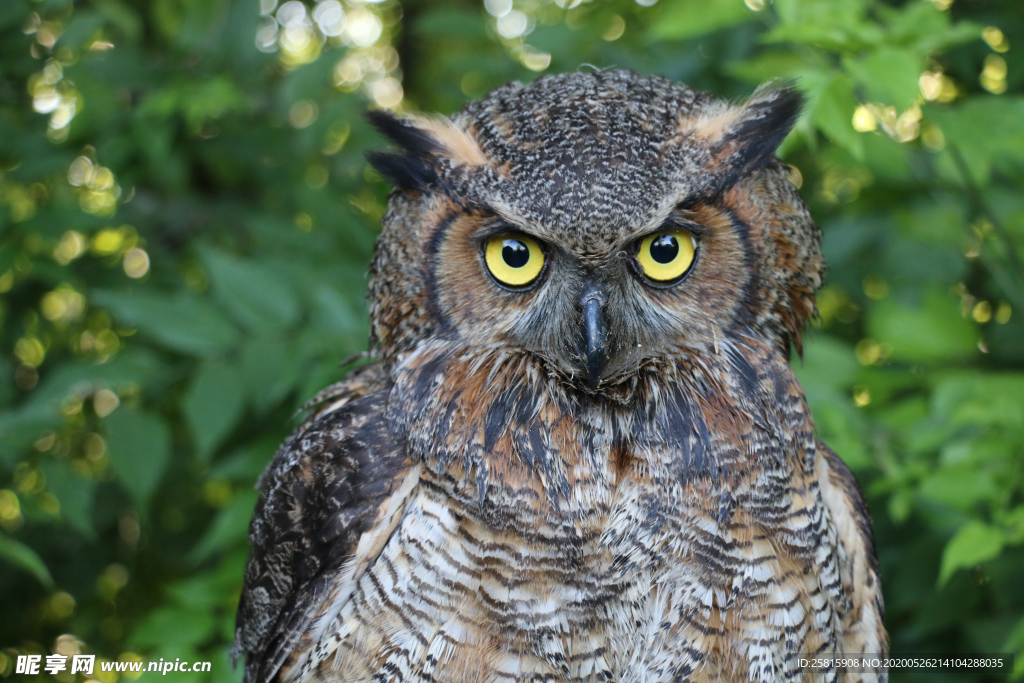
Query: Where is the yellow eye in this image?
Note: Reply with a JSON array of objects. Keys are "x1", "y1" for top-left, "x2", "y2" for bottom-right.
[
  {"x1": 484, "y1": 234, "x2": 545, "y2": 288},
  {"x1": 635, "y1": 230, "x2": 697, "y2": 284}
]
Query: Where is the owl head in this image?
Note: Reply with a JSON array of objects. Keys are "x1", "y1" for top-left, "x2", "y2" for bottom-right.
[{"x1": 366, "y1": 70, "x2": 823, "y2": 393}]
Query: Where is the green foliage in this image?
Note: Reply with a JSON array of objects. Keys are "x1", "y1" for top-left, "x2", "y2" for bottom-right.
[
  {"x1": 0, "y1": 534, "x2": 53, "y2": 589},
  {"x1": 940, "y1": 520, "x2": 1005, "y2": 587},
  {"x1": 648, "y1": 2, "x2": 753, "y2": 41},
  {"x1": 1, "y1": 0, "x2": 1022, "y2": 681}
]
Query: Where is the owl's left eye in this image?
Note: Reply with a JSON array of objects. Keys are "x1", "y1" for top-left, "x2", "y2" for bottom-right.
[
  {"x1": 634, "y1": 230, "x2": 697, "y2": 285},
  {"x1": 483, "y1": 234, "x2": 546, "y2": 288}
]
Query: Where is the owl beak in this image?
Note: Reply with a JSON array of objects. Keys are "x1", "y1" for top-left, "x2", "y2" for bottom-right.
[{"x1": 580, "y1": 286, "x2": 609, "y2": 389}]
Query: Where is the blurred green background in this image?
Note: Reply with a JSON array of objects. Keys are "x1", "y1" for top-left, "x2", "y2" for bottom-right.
[{"x1": 1, "y1": 0, "x2": 1022, "y2": 681}]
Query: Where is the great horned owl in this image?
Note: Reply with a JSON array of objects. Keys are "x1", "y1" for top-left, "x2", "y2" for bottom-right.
[{"x1": 233, "y1": 70, "x2": 886, "y2": 683}]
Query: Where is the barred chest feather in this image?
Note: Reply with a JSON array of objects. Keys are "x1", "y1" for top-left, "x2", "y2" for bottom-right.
[{"x1": 279, "y1": 340, "x2": 881, "y2": 683}]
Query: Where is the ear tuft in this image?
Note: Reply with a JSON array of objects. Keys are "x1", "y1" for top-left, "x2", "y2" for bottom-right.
[
  {"x1": 366, "y1": 151, "x2": 439, "y2": 191},
  {"x1": 366, "y1": 109, "x2": 442, "y2": 156},
  {"x1": 683, "y1": 81, "x2": 803, "y2": 197},
  {"x1": 407, "y1": 115, "x2": 489, "y2": 168},
  {"x1": 365, "y1": 110, "x2": 488, "y2": 192},
  {"x1": 365, "y1": 109, "x2": 442, "y2": 191},
  {"x1": 721, "y1": 83, "x2": 803, "y2": 178}
]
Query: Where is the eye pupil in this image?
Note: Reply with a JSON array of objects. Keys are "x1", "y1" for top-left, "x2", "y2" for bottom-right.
[
  {"x1": 650, "y1": 234, "x2": 679, "y2": 264},
  {"x1": 502, "y1": 240, "x2": 530, "y2": 268},
  {"x1": 485, "y1": 234, "x2": 545, "y2": 288},
  {"x1": 634, "y1": 229, "x2": 696, "y2": 285}
]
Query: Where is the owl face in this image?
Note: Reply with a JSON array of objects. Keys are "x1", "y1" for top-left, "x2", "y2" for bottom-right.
[
  {"x1": 368, "y1": 70, "x2": 824, "y2": 391},
  {"x1": 425, "y1": 202, "x2": 751, "y2": 389}
]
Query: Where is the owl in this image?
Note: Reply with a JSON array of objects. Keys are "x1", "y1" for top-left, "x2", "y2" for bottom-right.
[{"x1": 232, "y1": 70, "x2": 886, "y2": 683}]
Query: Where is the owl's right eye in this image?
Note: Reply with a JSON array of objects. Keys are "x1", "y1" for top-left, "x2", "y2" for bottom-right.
[
  {"x1": 633, "y1": 229, "x2": 697, "y2": 286},
  {"x1": 483, "y1": 234, "x2": 546, "y2": 289}
]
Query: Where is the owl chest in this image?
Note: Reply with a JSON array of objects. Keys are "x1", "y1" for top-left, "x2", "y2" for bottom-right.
[
  {"x1": 312, "y1": 447, "x2": 837, "y2": 683},
  {"x1": 314, "y1": 471, "x2": 783, "y2": 682},
  {"x1": 319, "y1": 481, "x2": 642, "y2": 680}
]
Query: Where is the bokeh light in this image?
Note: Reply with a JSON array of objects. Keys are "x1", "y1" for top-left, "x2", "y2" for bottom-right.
[
  {"x1": 68, "y1": 157, "x2": 122, "y2": 216},
  {"x1": 122, "y1": 248, "x2": 150, "y2": 279},
  {"x1": 981, "y1": 54, "x2": 1007, "y2": 94},
  {"x1": 255, "y1": 0, "x2": 402, "y2": 106},
  {"x1": 28, "y1": 59, "x2": 79, "y2": 141}
]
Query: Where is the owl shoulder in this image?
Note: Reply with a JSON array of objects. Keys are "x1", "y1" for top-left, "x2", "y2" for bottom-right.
[
  {"x1": 817, "y1": 441, "x2": 887, "y2": 658},
  {"x1": 232, "y1": 361, "x2": 413, "y2": 683}
]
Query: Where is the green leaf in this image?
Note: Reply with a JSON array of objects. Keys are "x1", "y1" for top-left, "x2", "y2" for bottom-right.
[
  {"x1": 240, "y1": 336, "x2": 303, "y2": 413},
  {"x1": 929, "y1": 97, "x2": 1024, "y2": 184},
  {"x1": 878, "y1": 396, "x2": 928, "y2": 430},
  {"x1": 55, "y1": 10, "x2": 105, "y2": 50},
  {"x1": 189, "y1": 490, "x2": 258, "y2": 564},
  {"x1": 0, "y1": 534, "x2": 53, "y2": 588},
  {"x1": 887, "y1": 489, "x2": 913, "y2": 524},
  {"x1": 648, "y1": 0, "x2": 754, "y2": 41},
  {"x1": 919, "y1": 463, "x2": 997, "y2": 511},
  {"x1": 310, "y1": 285, "x2": 364, "y2": 335},
  {"x1": 181, "y1": 78, "x2": 249, "y2": 129},
  {"x1": 725, "y1": 51, "x2": 806, "y2": 84},
  {"x1": 762, "y1": 0, "x2": 878, "y2": 52},
  {"x1": 932, "y1": 373, "x2": 1024, "y2": 429},
  {"x1": 0, "y1": 406, "x2": 61, "y2": 465},
  {"x1": 845, "y1": 47, "x2": 923, "y2": 111},
  {"x1": 771, "y1": 0, "x2": 870, "y2": 29},
  {"x1": 41, "y1": 461, "x2": 96, "y2": 537},
  {"x1": 762, "y1": 23, "x2": 859, "y2": 51},
  {"x1": 0, "y1": 1, "x2": 29, "y2": 32},
  {"x1": 208, "y1": 644, "x2": 244, "y2": 683},
  {"x1": 23, "y1": 348, "x2": 166, "y2": 414},
  {"x1": 895, "y1": 197, "x2": 967, "y2": 247},
  {"x1": 165, "y1": 572, "x2": 236, "y2": 611},
  {"x1": 1004, "y1": 614, "x2": 1024, "y2": 652},
  {"x1": 93, "y1": 290, "x2": 241, "y2": 358},
  {"x1": 811, "y1": 400, "x2": 871, "y2": 469},
  {"x1": 867, "y1": 289, "x2": 977, "y2": 363},
  {"x1": 861, "y1": 131, "x2": 911, "y2": 182},
  {"x1": 809, "y1": 74, "x2": 863, "y2": 160},
  {"x1": 130, "y1": 605, "x2": 217, "y2": 651},
  {"x1": 96, "y1": 0, "x2": 143, "y2": 41},
  {"x1": 938, "y1": 520, "x2": 1005, "y2": 586},
  {"x1": 104, "y1": 409, "x2": 172, "y2": 507},
  {"x1": 412, "y1": 7, "x2": 488, "y2": 39},
  {"x1": 140, "y1": 79, "x2": 249, "y2": 129},
  {"x1": 208, "y1": 443, "x2": 275, "y2": 484},
  {"x1": 882, "y1": 2, "x2": 979, "y2": 53},
  {"x1": 199, "y1": 248, "x2": 300, "y2": 333},
  {"x1": 184, "y1": 361, "x2": 246, "y2": 460},
  {"x1": 0, "y1": 350, "x2": 166, "y2": 462},
  {"x1": 795, "y1": 335, "x2": 859, "y2": 393}
]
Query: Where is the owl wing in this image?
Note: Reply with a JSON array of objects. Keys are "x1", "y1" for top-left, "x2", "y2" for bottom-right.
[
  {"x1": 231, "y1": 363, "x2": 416, "y2": 683},
  {"x1": 817, "y1": 441, "x2": 887, "y2": 664}
]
